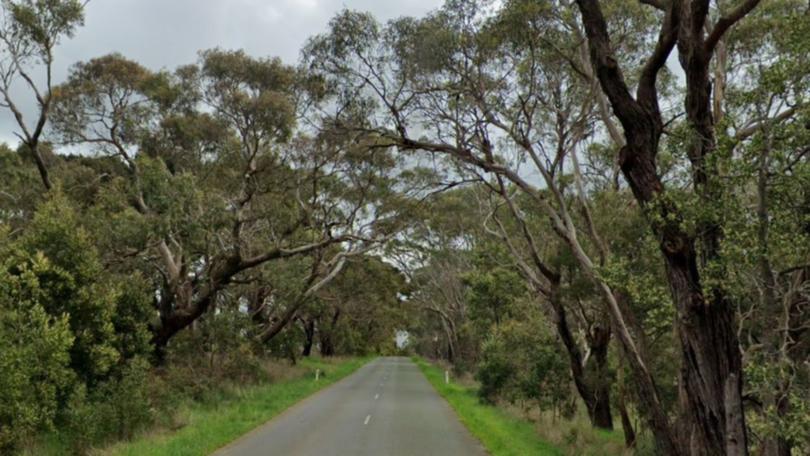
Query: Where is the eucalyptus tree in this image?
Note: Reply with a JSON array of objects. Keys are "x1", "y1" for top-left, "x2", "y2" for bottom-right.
[
  {"x1": 308, "y1": 255, "x2": 408, "y2": 356},
  {"x1": 0, "y1": 0, "x2": 84, "y2": 190},
  {"x1": 49, "y1": 51, "x2": 402, "y2": 357},
  {"x1": 569, "y1": 0, "x2": 808, "y2": 453},
  {"x1": 304, "y1": 1, "x2": 665, "y2": 436},
  {"x1": 308, "y1": 0, "x2": 810, "y2": 452},
  {"x1": 708, "y1": 3, "x2": 810, "y2": 453}
]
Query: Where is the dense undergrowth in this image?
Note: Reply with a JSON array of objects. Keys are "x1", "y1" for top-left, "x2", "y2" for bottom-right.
[
  {"x1": 415, "y1": 358, "x2": 641, "y2": 456},
  {"x1": 24, "y1": 356, "x2": 369, "y2": 456}
]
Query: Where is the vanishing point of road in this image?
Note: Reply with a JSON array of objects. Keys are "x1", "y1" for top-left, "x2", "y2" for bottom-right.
[{"x1": 214, "y1": 357, "x2": 488, "y2": 456}]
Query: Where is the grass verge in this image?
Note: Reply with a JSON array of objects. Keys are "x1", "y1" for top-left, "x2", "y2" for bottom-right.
[
  {"x1": 102, "y1": 356, "x2": 370, "y2": 456},
  {"x1": 414, "y1": 357, "x2": 562, "y2": 456}
]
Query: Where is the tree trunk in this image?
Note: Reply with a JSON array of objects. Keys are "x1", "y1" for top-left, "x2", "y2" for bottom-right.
[
  {"x1": 619, "y1": 394, "x2": 636, "y2": 448},
  {"x1": 588, "y1": 324, "x2": 613, "y2": 430},
  {"x1": 319, "y1": 308, "x2": 341, "y2": 357},
  {"x1": 616, "y1": 361, "x2": 637, "y2": 448},
  {"x1": 27, "y1": 141, "x2": 53, "y2": 191},
  {"x1": 320, "y1": 333, "x2": 335, "y2": 357},
  {"x1": 574, "y1": 1, "x2": 760, "y2": 452},
  {"x1": 301, "y1": 318, "x2": 315, "y2": 357},
  {"x1": 547, "y1": 286, "x2": 613, "y2": 430},
  {"x1": 440, "y1": 318, "x2": 456, "y2": 363}
]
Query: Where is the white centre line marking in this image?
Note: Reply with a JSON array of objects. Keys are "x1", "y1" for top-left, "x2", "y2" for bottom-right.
[
  {"x1": 364, "y1": 415, "x2": 371, "y2": 425},
  {"x1": 374, "y1": 393, "x2": 379, "y2": 400}
]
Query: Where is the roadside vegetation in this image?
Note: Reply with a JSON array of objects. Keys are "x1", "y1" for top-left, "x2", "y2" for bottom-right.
[
  {"x1": 416, "y1": 358, "x2": 632, "y2": 456},
  {"x1": 416, "y1": 358, "x2": 562, "y2": 456},
  {"x1": 103, "y1": 357, "x2": 369, "y2": 456},
  {"x1": 22, "y1": 352, "x2": 369, "y2": 456},
  {"x1": 1, "y1": 0, "x2": 809, "y2": 455}
]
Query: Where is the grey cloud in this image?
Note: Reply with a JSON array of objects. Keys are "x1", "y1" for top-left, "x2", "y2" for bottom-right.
[{"x1": 0, "y1": 0, "x2": 443, "y2": 145}]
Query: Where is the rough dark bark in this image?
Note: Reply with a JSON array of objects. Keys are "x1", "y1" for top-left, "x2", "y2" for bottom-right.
[
  {"x1": 548, "y1": 285, "x2": 613, "y2": 430},
  {"x1": 574, "y1": 1, "x2": 761, "y2": 454},
  {"x1": 619, "y1": 391, "x2": 637, "y2": 448},
  {"x1": 301, "y1": 318, "x2": 316, "y2": 357},
  {"x1": 29, "y1": 141, "x2": 53, "y2": 191},
  {"x1": 319, "y1": 308, "x2": 340, "y2": 357},
  {"x1": 588, "y1": 325, "x2": 613, "y2": 430}
]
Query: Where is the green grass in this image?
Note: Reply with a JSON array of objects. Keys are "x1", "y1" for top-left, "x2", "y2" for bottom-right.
[
  {"x1": 414, "y1": 357, "x2": 563, "y2": 456},
  {"x1": 104, "y1": 356, "x2": 371, "y2": 456}
]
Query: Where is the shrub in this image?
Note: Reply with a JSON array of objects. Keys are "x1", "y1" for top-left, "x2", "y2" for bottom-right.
[
  {"x1": 18, "y1": 194, "x2": 121, "y2": 385},
  {"x1": 476, "y1": 320, "x2": 570, "y2": 413},
  {"x1": 0, "y1": 252, "x2": 75, "y2": 452},
  {"x1": 62, "y1": 358, "x2": 154, "y2": 453},
  {"x1": 476, "y1": 333, "x2": 515, "y2": 404}
]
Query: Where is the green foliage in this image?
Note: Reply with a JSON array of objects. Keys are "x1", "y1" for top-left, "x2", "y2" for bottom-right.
[
  {"x1": 103, "y1": 357, "x2": 370, "y2": 456},
  {"x1": 18, "y1": 193, "x2": 121, "y2": 384},
  {"x1": 0, "y1": 249, "x2": 74, "y2": 452},
  {"x1": 463, "y1": 242, "x2": 527, "y2": 329},
  {"x1": 0, "y1": 193, "x2": 154, "y2": 452},
  {"x1": 62, "y1": 358, "x2": 153, "y2": 452},
  {"x1": 476, "y1": 320, "x2": 570, "y2": 414},
  {"x1": 2, "y1": 0, "x2": 810, "y2": 453},
  {"x1": 2, "y1": 0, "x2": 84, "y2": 51},
  {"x1": 416, "y1": 357, "x2": 562, "y2": 456},
  {"x1": 314, "y1": 256, "x2": 408, "y2": 356},
  {"x1": 745, "y1": 354, "x2": 810, "y2": 453}
]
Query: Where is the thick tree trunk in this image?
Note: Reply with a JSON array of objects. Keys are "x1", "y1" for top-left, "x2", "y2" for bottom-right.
[
  {"x1": 301, "y1": 318, "x2": 315, "y2": 357},
  {"x1": 667, "y1": 263, "x2": 746, "y2": 456},
  {"x1": 619, "y1": 393, "x2": 636, "y2": 448},
  {"x1": 319, "y1": 308, "x2": 341, "y2": 357},
  {"x1": 151, "y1": 256, "x2": 244, "y2": 360},
  {"x1": 320, "y1": 334, "x2": 335, "y2": 357},
  {"x1": 615, "y1": 132, "x2": 748, "y2": 455},
  {"x1": 588, "y1": 325, "x2": 613, "y2": 430},
  {"x1": 151, "y1": 289, "x2": 214, "y2": 362},
  {"x1": 574, "y1": 2, "x2": 755, "y2": 452},
  {"x1": 547, "y1": 286, "x2": 613, "y2": 430}
]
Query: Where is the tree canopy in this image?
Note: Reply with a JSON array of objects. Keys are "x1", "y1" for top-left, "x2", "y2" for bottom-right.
[{"x1": 1, "y1": 1, "x2": 808, "y2": 455}]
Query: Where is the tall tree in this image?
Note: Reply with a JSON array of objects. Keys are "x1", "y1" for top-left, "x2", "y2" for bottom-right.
[
  {"x1": 49, "y1": 52, "x2": 400, "y2": 357},
  {"x1": 572, "y1": 0, "x2": 767, "y2": 453},
  {"x1": 0, "y1": 0, "x2": 84, "y2": 190}
]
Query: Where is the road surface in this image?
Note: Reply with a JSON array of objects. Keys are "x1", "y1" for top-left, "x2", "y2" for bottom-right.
[{"x1": 214, "y1": 356, "x2": 487, "y2": 456}]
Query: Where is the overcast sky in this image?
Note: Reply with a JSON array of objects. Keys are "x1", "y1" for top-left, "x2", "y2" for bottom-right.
[{"x1": 1, "y1": 0, "x2": 444, "y2": 145}]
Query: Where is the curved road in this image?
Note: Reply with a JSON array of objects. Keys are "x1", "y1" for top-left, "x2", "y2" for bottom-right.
[{"x1": 214, "y1": 357, "x2": 487, "y2": 456}]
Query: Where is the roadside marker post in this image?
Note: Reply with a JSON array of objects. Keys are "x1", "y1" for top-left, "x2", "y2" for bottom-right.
[
  {"x1": 445, "y1": 370, "x2": 449, "y2": 384},
  {"x1": 316, "y1": 368, "x2": 320, "y2": 381}
]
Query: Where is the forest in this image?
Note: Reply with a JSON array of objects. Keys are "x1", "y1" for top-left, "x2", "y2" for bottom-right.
[{"x1": 0, "y1": 0, "x2": 808, "y2": 455}]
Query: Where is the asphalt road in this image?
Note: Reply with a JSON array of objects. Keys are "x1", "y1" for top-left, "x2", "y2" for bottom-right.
[{"x1": 213, "y1": 356, "x2": 487, "y2": 456}]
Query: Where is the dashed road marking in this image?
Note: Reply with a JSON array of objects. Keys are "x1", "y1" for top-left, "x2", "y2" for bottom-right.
[
  {"x1": 364, "y1": 415, "x2": 371, "y2": 425},
  {"x1": 374, "y1": 393, "x2": 379, "y2": 400}
]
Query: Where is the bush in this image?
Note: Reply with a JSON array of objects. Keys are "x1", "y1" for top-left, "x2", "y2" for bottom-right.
[
  {"x1": 477, "y1": 334, "x2": 515, "y2": 404},
  {"x1": 0, "y1": 250, "x2": 75, "y2": 453},
  {"x1": 62, "y1": 358, "x2": 154, "y2": 453},
  {"x1": 476, "y1": 320, "x2": 570, "y2": 413},
  {"x1": 18, "y1": 194, "x2": 121, "y2": 385}
]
